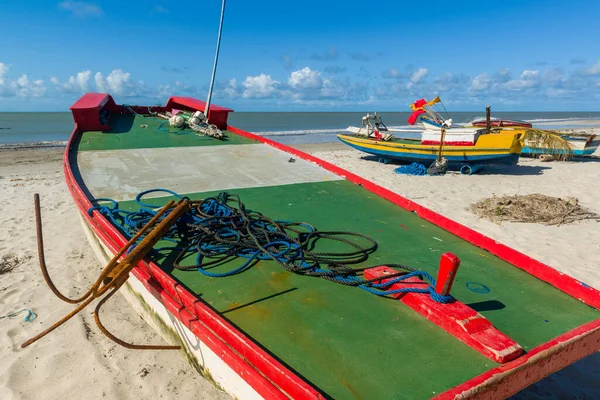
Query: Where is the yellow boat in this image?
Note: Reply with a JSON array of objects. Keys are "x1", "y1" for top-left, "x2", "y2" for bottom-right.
[{"x1": 337, "y1": 130, "x2": 524, "y2": 168}]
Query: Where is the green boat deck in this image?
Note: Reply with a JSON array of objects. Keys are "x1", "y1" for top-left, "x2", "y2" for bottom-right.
[{"x1": 73, "y1": 115, "x2": 598, "y2": 399}]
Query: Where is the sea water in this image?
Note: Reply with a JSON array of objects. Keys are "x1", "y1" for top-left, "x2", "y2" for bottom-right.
[{"x1": 1, "y1": 111, "x2": 600, "y2": 147}]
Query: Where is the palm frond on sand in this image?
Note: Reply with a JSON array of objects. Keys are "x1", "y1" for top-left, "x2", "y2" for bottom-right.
[{"x1": 522, "y1": 128, "x2": 574, "y2": 161}]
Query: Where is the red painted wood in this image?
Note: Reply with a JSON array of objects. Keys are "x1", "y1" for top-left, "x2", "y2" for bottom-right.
[
  {"x1": 436, "y1": 253, "x2": 460, "y2": 296},
  {"x1": 165, "y1": 96, "x2": 233, "y2": 129},
  {"x1": 472, "y1": 119, "x2": 532, "y2": 128},
  {"x1": 435, "y1": 318, "x2": 600, "y2": 399},
  {"x1": 69, "y1": 92, "x2": 112, "y2": 110},
  {"x1": 363, "y1": 265, "x2": 523, "y2": 363},
  {"x1": 69, "y1": 93, "x2": 116, "y2": 132},
  {"x1": 421, "y1": 140, "x2": 476, "y2": 146},
  {"x1": 227, "y1": 125, "x2": 600, "y2": 310}
]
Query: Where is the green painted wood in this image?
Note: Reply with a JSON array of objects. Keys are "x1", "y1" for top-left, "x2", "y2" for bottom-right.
[
  {"x1": 111, "y1": 180, "x2": 598, "y2": 399},
  {"x1": 77, "y1": 114, "x2": 257, "y2": 151}
]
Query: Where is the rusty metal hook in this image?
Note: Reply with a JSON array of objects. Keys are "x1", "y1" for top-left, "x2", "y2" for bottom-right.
[{"x1": 22, "y1": 194, "x2": 189, "y2": 350}]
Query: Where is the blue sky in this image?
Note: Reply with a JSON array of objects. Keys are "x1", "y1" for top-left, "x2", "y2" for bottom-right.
[{"x1": 1, "y1": 0, "x2": 599, "y2": 111}]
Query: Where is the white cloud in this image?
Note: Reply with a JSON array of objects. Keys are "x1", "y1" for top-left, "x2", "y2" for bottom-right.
[
  {"x1": 10, "y1": 74, "x2": 46, "y2": 97},
  {"x1": 224, "y1": 78, "x2": 238, "y2": 97},
  {"x1": 410, "y1": 68, "x2": 428, "y2": 83},
  {"x1": 471, "y1": 73, "x2": 491, "y2": 91},
  {"x1": 520, "y1": 70, "x2": 539, "y2": 80},
  {"x1": 54, "y1": 70, "x2": 92, "y2": 92},
  {"x1": 407, "y1": 67, "x2": 428, "y2": 88},
  {"x1": 58, "y1": 1, "x2": 103, "y2": 17},
  {"x1": 584, "y1": 60, "x2": 600, "y2": 76},
  {"x1": 42, "y1": 68, "x2": 142, "y2": 97},
  {"x1": 104, "y1": 69, "x2": 131, "y2": 94},
  {"x1": 94, "y1": 72, "x2": 105, "y2": 92},
  {"x1": 1, "y1": 59, "x2": 599, "y2": 109},
  {"x1": 503, "y1": 70, "x2": 540, "y2": 91},
  {"x1": 242, "y1": 74, "x2": 280, "y2": 98},
  {"x1": 288, "y1": 67, "x2": 322, "y2": 89},
  {"x1": 0, "y1": 63, "x2": 8, "y2": 85},
  {"x1": 493, "y1": 68, "x2": 511, "y2": 83}
]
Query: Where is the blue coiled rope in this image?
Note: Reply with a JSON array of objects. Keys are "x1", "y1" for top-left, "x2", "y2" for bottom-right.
[
  {"x1": 394, "y1": 162, "x2": 428, "y2": 176},
  {"x1": 88, "y1": 189, "x2": 453, "y2": 303}
]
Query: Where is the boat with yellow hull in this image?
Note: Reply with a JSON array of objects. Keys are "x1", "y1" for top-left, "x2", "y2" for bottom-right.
[{"x1": 337, "y1": 130, "x2": 525, "y2": 167}]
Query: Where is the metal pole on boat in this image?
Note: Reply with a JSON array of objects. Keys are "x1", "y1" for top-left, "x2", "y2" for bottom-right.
[
  {"x1": 485, "y1": 106, "x2": 491, "y2": 134},
  {"x1": 437, "y1": 127, "x2": 446, "y2": 162},
  {"x1": 204, "y1": 0, "x2": 227, "y2": 120}
]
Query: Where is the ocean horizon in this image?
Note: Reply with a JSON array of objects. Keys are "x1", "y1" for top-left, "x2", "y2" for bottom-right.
[{"x1": 1, "y1": 111, "x2": 600, "y2": 146}]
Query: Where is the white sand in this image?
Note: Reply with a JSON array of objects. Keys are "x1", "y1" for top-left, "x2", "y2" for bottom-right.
[
  {"x1": 1, "y1": 141, "x2": 599, "y2": 399},
  {"x1": 0, "y1": 149, "x2": 229, "y2": 400}
]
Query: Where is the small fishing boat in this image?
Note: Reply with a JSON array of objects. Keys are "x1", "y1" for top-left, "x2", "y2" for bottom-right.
[
  {"x1": 340, "y1": 112, "x2": 524, "y2": 169},
  {"x1": 523, "y1": 133, "x2": 600, "y2": 157},
  {"x1": 471, "y1": 118, "x2": 532, "y2": 128}
]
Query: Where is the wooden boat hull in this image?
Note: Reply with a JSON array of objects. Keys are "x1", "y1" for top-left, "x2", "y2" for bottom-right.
[
  {"x1": 523, "y1": 135, "x2": 600, "y2": 157},
  {"x1": 63, "y1": 93, "x2": 600, "y2": 399},
  {"x1": 471, "y1": 119, "x2": 533, "y2": 128},
  {"x1": 337, "y1": 132, "x2": 523, "y2": 167}
]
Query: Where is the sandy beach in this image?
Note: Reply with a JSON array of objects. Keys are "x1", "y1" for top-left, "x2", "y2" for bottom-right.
[
  {"x1": 0, "y1": 148, "x2": 229, "y2": 400},
  {"x1": 1, "y1": 137, "x2": 599, "y2": 399}
]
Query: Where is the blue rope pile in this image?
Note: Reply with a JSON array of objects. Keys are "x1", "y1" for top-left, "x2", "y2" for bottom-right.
[
  {"x1": 88, "y1": 189, "x2": 453, "y2": 303},
  {"x1": 394, "y1": 162, "x2": 428, "y2": 176}
]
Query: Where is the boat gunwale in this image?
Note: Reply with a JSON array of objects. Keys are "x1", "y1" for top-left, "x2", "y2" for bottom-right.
[
  {"x1": 65, "y1": 102, "x2": 600, "y2": 399},
  {"x1": 337, "y1": 133, "x2": 521, "y2": 152}
]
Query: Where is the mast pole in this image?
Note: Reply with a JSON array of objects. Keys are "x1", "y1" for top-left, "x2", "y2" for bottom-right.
[{"x1": 205, "y1": 0, "x2": 226, "y2": 120}]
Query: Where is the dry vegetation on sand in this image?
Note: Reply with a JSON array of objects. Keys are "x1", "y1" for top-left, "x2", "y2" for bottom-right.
[{"x1": 470, "y1": 194, "x2": 600, "y2": 225}]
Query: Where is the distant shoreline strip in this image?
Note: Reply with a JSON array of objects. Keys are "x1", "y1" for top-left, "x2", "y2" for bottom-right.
[{"x1": 0, "y1": 140, "x2": 67, "y2": 150}]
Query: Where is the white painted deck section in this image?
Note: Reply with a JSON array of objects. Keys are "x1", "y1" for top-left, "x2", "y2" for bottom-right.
[{"x1": 77, "y1": 144, "x2": 342, "y2": 201}]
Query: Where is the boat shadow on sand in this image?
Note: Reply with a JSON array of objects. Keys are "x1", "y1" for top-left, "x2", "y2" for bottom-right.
[
  {"x1": 572, "y1": 155, "x2": 600, "y2": 163},
  {"x1": 361, "y1": 156, "x2": 551, "y2": 176}
]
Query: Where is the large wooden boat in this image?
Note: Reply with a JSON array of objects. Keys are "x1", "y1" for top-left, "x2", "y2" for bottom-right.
[{"x1": 45, "y1": 92, "x2": 600, "y2": 399}]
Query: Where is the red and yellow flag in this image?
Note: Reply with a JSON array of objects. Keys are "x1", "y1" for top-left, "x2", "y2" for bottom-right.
[
  {"x1": 428, "y1": 96, "x2": 441, "y2": 106},
  {"x1": 410, "y1": 98, "x2": 428, "y2": 111},
  {"x1": 407, "y1": 109, "x2": 426, "y2": 125}
]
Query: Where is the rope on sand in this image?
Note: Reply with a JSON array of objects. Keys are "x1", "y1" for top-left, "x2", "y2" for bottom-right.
[{"x1": 0, "y1": 308, "x2": 36, "y2": 322}]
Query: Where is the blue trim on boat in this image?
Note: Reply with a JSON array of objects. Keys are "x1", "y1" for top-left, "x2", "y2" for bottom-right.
[
  {"x1": 522, "y1": 147, "x2": 597, "y2": 156},
  {"x1": 339, "y1": 139, "x2": 520, "y2": 166},
  {"x1": 421, "y1": 117, "x2": 442, "y2": 128}
]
